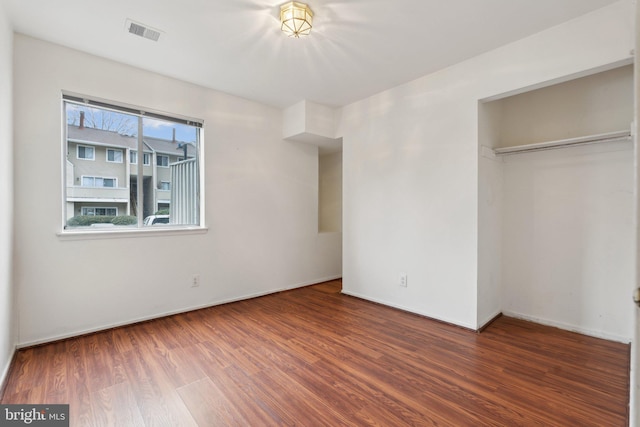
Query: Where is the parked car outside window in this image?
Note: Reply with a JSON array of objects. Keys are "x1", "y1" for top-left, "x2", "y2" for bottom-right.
[{"x1": 143, "y1": 215, "x2": 169, "y2": 226}]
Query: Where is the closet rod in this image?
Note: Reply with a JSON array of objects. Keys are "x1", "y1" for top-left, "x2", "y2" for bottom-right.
[{"x1": 493, "y1": 130, "x2": 632, "y2": 156}]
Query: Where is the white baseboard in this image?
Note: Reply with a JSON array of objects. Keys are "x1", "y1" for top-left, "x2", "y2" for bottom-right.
[
  {"x1": 18, "y1": 276, "x2": 342, "y2": 348},
  {"x1": 478, "y1": 310, "x2": 502, "y2": 330},
  {"x1": 341, "y1": 290, "x2": 476, "y2": 330},
  {"x1": 18, "y1": 289, "x2": 285, "y2": 348},
  {"x1": 287, "y1": 275, "x2": 342, "y2": 290},
  {"x1": 502, "y1": 310, "x2": 631, "y2": 344},
  {"x1": 0, "y1": 346, "x2": 16, "y2": 397}
]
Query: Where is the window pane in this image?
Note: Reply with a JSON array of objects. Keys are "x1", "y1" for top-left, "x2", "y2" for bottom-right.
[
  {"x1": 144, "y1": 117, "x2": 200, "y2": 226},
  {"x1": 65, "y1": 98, "x2": 202, "y2": 229},
  {"x1": 77, "y1": 145, "x2": 94, "y2": 160},
  {"x1": 66, "y1": 102, "x2": 137, "y2": 228},
  {"x1": 107, "y1": 149, "x2": 123, "y2": 163}
]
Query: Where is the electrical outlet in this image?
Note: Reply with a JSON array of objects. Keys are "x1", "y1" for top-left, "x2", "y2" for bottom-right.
[
  {"x1": 191, "y1": 274, "x2": 200, "y2": 288},
  {"x1": 399, "y1": 273, "x2": 407, "y2": 287}
]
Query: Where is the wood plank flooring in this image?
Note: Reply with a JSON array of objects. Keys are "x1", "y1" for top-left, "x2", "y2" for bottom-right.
[{"x1": 1, "y1": 279, "x2": 630, "y2": 426}]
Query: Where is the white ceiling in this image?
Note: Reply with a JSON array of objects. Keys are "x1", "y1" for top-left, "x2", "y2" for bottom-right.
[{"x1": 2, "y1": 0, "x2": 620, "y2": 108}]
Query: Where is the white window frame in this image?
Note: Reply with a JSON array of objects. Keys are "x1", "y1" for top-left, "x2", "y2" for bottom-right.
[
  {"x1": 157, "y1": 154, "x2": 169, "y2": 168},
  {"x1": 62, "y1": 93, "x2": 206, "y2": 237},
  {"x1": 81, "y1": 175, "x2": 118, "y2": 188},
  {"x1": 159, "y1": 181, "x2": 171, "y2": 191},
  {"x1": 131, "y1": 151, "x2": 151, "y2": 165},
  {"x1": 107, "y1": 148, "x2": 123, "y2": 163},
  {"x1": 76, "y1": 144, "x2": 95, "y2": 160},
  {"x1": 81, "y1": 207, "x2": 118, "y2": 216}
]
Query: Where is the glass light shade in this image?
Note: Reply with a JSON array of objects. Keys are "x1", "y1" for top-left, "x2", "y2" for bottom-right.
[{"x1": 280, "y1": 2, "x2": 313, "y2": 38}]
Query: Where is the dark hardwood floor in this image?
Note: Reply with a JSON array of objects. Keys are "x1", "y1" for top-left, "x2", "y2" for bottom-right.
[{"x1": 1, "y1": 279, "x2": 630, "y2": 426}]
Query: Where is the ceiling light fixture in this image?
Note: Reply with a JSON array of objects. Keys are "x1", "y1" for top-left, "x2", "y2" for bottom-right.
[{"x1": 280, "y1": 2, "x2": 313, "y2": 38}]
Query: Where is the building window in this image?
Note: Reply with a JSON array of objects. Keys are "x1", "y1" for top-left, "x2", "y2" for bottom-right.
[
  {"x1": 107, "y1": 148, "x2": 123, "y2": 163},
  {"x1": 81, "y1": 176, "x2": 117, "y2": 188},
  {"x1": 157, "y1": 154, "x2": 169, "y2": 167},
  {"x1": 82, "y1": 207, "x2": 117, "y2": 216},
  {"x1": 130, "y1": 151, "x2": 151, "y2": 165},
  {"x1": 77, "y1": 145, "x2": 94, "y2": 160},
  {"x1": 64, "y1": 95, "x2": 204, "y2": 230}
]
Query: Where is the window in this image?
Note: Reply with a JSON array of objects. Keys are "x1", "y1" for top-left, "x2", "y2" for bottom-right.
[
  {"x1": 82, "y1": 207, "x2": 117, "y2": 216},
  {"x1": 77, "y1": 145, "x2": 94, "y2": 160},
  {"x1": 81, "y1": 176, "x2": 117, "y2": 188},
  {"x1": 130, "y1": 151, "x2": 151, "y2": 165},
  {"x1": 157, "y1": 154, "x2": 169, "y2": 167},
  {"x1": 107, "y1": 149, "x2": 123, "y2": 163},
  {"x1": 64, "y1": 95, "x2": 203, "y2": 231}
]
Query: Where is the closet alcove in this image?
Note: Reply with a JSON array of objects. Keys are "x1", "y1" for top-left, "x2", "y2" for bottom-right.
[{"x1": 478, "y1": 64, "x2": 634, "y2": 341}]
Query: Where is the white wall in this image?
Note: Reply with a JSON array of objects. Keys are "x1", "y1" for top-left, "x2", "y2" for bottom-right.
[
  {"x1": 631, "y1": 1, "x2": 640, "y2": 423},
  {"x1": 501, "y1": 142, "x2": 634, "y2": 341},
  {"x1": 477, "y1": 103, "x2": 503, "y2": 328},
  {"x1": 13, "y1": 34, "x2": 341, "y2": 346},
  {"x1": 0, "y1": 2, "x2": 14, "y2": 386},
  {"x1": 338, "y1": 0, "x2": 633, "y2": 329},
  {"x1": 319, "y1": 151, "x2": 342, "y2": 233},
  {"x1": 486, "y1": 65, "x2": 634, "y2": 342},
  {"x1": 496, "y1": 65, "x2": 633, "y2": 147}
]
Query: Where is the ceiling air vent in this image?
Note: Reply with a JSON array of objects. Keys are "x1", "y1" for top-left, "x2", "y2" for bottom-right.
[{"x1": 125, "y1": 19, "x2": 162, "y2": 42}]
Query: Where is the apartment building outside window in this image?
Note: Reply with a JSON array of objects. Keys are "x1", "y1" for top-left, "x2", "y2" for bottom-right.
[
  {"x1": 63, "y1": 94, "x2": 203, "y2": 231},
  {"x1": 130, "y1": 151, "x2": 151, "y2": 165},
  {"x1": 107, "y1": 148, "x2": 123, "y2": 163},
  {"x1": 157, "y1": 154, "x2": 169, "y2": 167},
  {"x1": 81, "y1": 176, "x2": 117, "y2": 188},
  {"x1": 82, "y1": 207, "x2": 117, "y2": 216},
  {"x1": 76, "y1": 145, "x2": 94, "y2": 160}
]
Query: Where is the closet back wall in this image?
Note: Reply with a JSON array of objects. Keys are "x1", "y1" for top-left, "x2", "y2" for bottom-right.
[
  {"x1": 497, "y1": 65, "x2": 633, "y2": 147},
  {"x1": 494, "y1": 65, "x2": 634, "y2": 342},
  {"x1": 502, "y1": 143, "x2": 633, "y2": 341}
]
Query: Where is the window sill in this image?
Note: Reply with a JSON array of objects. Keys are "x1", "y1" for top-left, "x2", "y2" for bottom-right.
[{"x1": 57, "y1": 226, "x2": 208, "y2": 241}]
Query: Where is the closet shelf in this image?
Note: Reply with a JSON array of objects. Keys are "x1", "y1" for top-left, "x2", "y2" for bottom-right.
[{"x1": 493, "y1": 130, "x2": 632, "y2": 156}]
